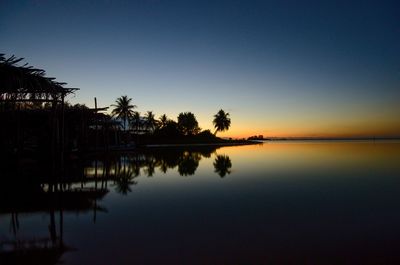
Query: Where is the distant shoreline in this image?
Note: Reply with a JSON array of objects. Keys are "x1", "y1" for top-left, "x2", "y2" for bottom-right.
[
  {"x1": 144, "y1": 141, "x2": 259, "y2": 148},
  {"x1": 261, "y1": 137, "x2": 400, "y2": 141},
  {"x1": 141, "y1": 139, "x2": 260, "y2": 148}
]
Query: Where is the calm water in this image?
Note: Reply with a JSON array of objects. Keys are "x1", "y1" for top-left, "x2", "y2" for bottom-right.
[{"x1": 1, "y1": 141, "x2": 400, "y2": 264}]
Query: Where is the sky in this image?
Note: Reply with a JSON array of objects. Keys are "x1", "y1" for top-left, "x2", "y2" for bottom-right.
[{"x1": 1, "y1": 0, "x2": 399, "y2": 138}]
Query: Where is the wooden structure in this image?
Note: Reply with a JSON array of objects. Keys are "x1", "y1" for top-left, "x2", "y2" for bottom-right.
[{"x1": 0, "y1": 54, "x2": 78, "y2": 174}]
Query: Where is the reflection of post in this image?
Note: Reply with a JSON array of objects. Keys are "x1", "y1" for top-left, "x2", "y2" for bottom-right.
[
  {"x1": 49, "y1": 210, "x2": 56, "y2": 244},
  {"x1": 10, "y1": 212, "x2": 19, "y2": 236},
  {"x1": 95, "y1": 159, "x2": 98, "y2": 189},
  {"x1": 59, "y1": 209, "x2": 64, "y2": 247},
  {"x1": 101, "y1": 157, "x2": 107, "y2": 189},
  {"x1": 93, "y1": 198, "x2": 97, "y2": 224}
]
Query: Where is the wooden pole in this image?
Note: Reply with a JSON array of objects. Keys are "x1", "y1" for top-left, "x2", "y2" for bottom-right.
[
  {"x1": 60, "y1": 94, "x2": 65, "y2": 174},
  {"x1": 94, "y1": 97, "x2": 98, "y2": 151}
]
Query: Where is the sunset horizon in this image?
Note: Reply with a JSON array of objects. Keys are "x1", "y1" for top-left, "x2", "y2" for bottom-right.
[
  {"x1": 2, "y1": 0, "x2": 399, "y2": 140},
  {"x1": 1, "y1": 1, "x2": 400, "y2": 264}
]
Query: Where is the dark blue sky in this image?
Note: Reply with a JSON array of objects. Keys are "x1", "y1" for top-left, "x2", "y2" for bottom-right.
[{"x1": 1, "y1": 0, "x2": 399, "y2": 137}]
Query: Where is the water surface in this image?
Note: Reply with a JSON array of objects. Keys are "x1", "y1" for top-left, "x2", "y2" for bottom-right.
[{"x1": 1, "y1": 141, "x2": 400, "y2": 264}]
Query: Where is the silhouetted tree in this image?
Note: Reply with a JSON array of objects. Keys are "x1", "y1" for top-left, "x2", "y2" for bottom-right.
[
  {"x1": 130, "y1": 111, "x2": 141, "y2": 133},
  {"x1": 213, "y1": 109, "x2": 231, "y2": 135},
  {"x1": 153, "y1": 120, "x2": 182, "y2": 138},
  {"x1": 213, "y1": 155, "x2": 232, "y2": 177},
  {"x1": 177, "y1": 112, "x2": 200, "y2": 136},
  {"x1": 144, "y1": 111, "x2": 157, "y2": 133},
  {"x1": 196, "y1": 130, "x2": 217, "y2": 145},
  {"x1": 159, "y1": 114, "x2": 168, "y2": 129},
  {"x1": 111, "y1": 95, "x2": 136, "y2": 131},
  {"x1": 69, "y1": 103, "x2": 89, "y2": 110}
]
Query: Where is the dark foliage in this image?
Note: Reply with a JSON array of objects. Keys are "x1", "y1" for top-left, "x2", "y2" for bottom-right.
[{"x1": 177, "y1": 112, "x2": 200, "y2": 136}]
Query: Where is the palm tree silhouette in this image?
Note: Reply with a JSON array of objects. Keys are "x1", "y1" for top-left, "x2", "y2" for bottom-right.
[
  {"x1": 177, "y1": 112, "x2": 200, "y2": 136},
  {"x1": 213, "y1": 109, "x2": 231, "y2": 136},
  {"x1": 131, "y1": 111, "x2": 141, "y2": 133},
  {"x1": 213, "y1": 154, "x2": 232, "y2": 177},
  {"x1": 144, "y1": 111, "x2": 157, "y2": 133},
  {"x1": 111, "y1": 95, "x2": 136, "y2": 131},
  {"x1": 159, "y1": 114, "x2": 168, "y2": 129}
]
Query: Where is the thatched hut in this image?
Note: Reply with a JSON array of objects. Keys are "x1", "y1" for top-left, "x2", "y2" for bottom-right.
[
  {"x1": 0, "y1": 54, "x2": 78, "y2": 173},
  {"x1": 0, "y1": 54, "x2": 77, "y2": 106}
]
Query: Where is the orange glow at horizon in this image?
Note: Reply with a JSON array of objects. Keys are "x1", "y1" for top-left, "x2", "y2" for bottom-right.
[{"x1": 214, "y1": 115, "x2": 400, "y2": 139}]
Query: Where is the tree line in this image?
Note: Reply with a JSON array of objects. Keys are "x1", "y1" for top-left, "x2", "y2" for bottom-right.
[{"x1": 111, "y1": 95, "x2": 231, "y2": 137}]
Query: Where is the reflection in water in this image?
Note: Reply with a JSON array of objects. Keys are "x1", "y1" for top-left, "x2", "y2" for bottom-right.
[
  {"x1": 0, "y1": 152, "x2": 112, "y2": 265},
  {"x1": 0, "y1": 146, "x2": 229, "y2": 264},
  {"x1": 113, "y1": 166, "x2": 138, "y2": 195},
  {"x1": 82, "y1": 146, "x2": 229, "y2": 195},
  {"x1": 94, "y1": 146, "x2": 223, "y2": 177},
  {"x1": 4, "y1": 142, "x2": 400, "y2": 264},
  {"x1": 213, "y1": 154, "x2": 232, "y2": 177},
  {"x1": 0, "y1": 182, "x2": 107, "y2": 265},
  {"x1": 178, "y1": 151, "x2": 201, "y2": 176}
]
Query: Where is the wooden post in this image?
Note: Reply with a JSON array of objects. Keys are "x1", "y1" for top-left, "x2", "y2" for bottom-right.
[
  {"x1": 60, "y1": 94, "x2": 65, "y2": 174},
  {"x1": 94, "y1": 97, "x2": 98, "y2": 151},
  {"x1": 51, "y1": 99, "x2": 57, "y2": 178}
]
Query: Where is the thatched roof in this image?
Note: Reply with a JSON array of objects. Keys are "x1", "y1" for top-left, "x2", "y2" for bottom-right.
[{"x1": 0, "y1": 54, "x2": 78, "y2": 102}]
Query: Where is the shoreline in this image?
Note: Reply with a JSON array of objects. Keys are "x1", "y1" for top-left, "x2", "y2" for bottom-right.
[
  {"x1": 262, "y1": 137, "x2": 400, "y2": 141},
  {"x1": 85, "y1": 138, "x2": 400, "y2": 153},
  {"x1": 142, "y1": 140, "x2": 261, "y2": 148}
]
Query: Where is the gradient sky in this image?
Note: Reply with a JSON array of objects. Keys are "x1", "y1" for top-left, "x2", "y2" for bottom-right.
[{"x1": 1, "y1": 0, "x2": 399, "y2": 138}]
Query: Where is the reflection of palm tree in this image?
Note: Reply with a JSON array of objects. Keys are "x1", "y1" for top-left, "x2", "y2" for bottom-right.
[
  {"x1": 144, "y1": 156, "x2": 156, "y2": 177},
  {"x1": 213, "y1": 155, "x2": 232, "y2": 177},
  {"x1": 113, "y1": 166, "x2": 137, "y2": 195},
  {"x1": 159, "y1": 159, "x2": 169, "y2": 173},
  {"x1": 213, "y1": 109, "x2": 231, "y2": 136},
  {"x1": 111, "y1": 95, "x2": 136, "y2": 131},
  {"x1": 178, "y1": 152, "x2": 201, "y2": 176},
  {"x1": 132, "y1": 162, "x2": 141, "y2": 177}
]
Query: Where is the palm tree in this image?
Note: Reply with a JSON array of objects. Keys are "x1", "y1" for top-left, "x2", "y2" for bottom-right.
[
  {"x1": 159, "y1": 114, "x2": 168, "y2": 129},
  {"x1": 131, "y1": 111, "x2": 141, "y2": 133},
  {"x1": 177, "y1": 112, "x2": 200, "y2": 136},
  {"x1": 144, "y1": 111, "x2": 157, "y2": 133},
  {"x1": 111, "y1": 95, "x2": 136, "y2": 131},
  {"x1": 213, "y1": 109, "x2": 231, "y2": 135}
]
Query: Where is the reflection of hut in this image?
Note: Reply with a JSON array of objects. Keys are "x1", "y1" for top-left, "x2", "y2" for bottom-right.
[
  {"x1": 0, "y1": 237, "x2": 67, "y2": 265},
  {"x1": 0, "y1": 54, "x2": 77, "y2": 171},
  {"x1": 0, "y1": 186, "x2": 108, "y2": 214},
  {"x1": 0, "y1": 185, "x2": 107, "y2": 264},
  {"x1": 0, "y1": 207, "x2": 71, "y2": 265}
]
